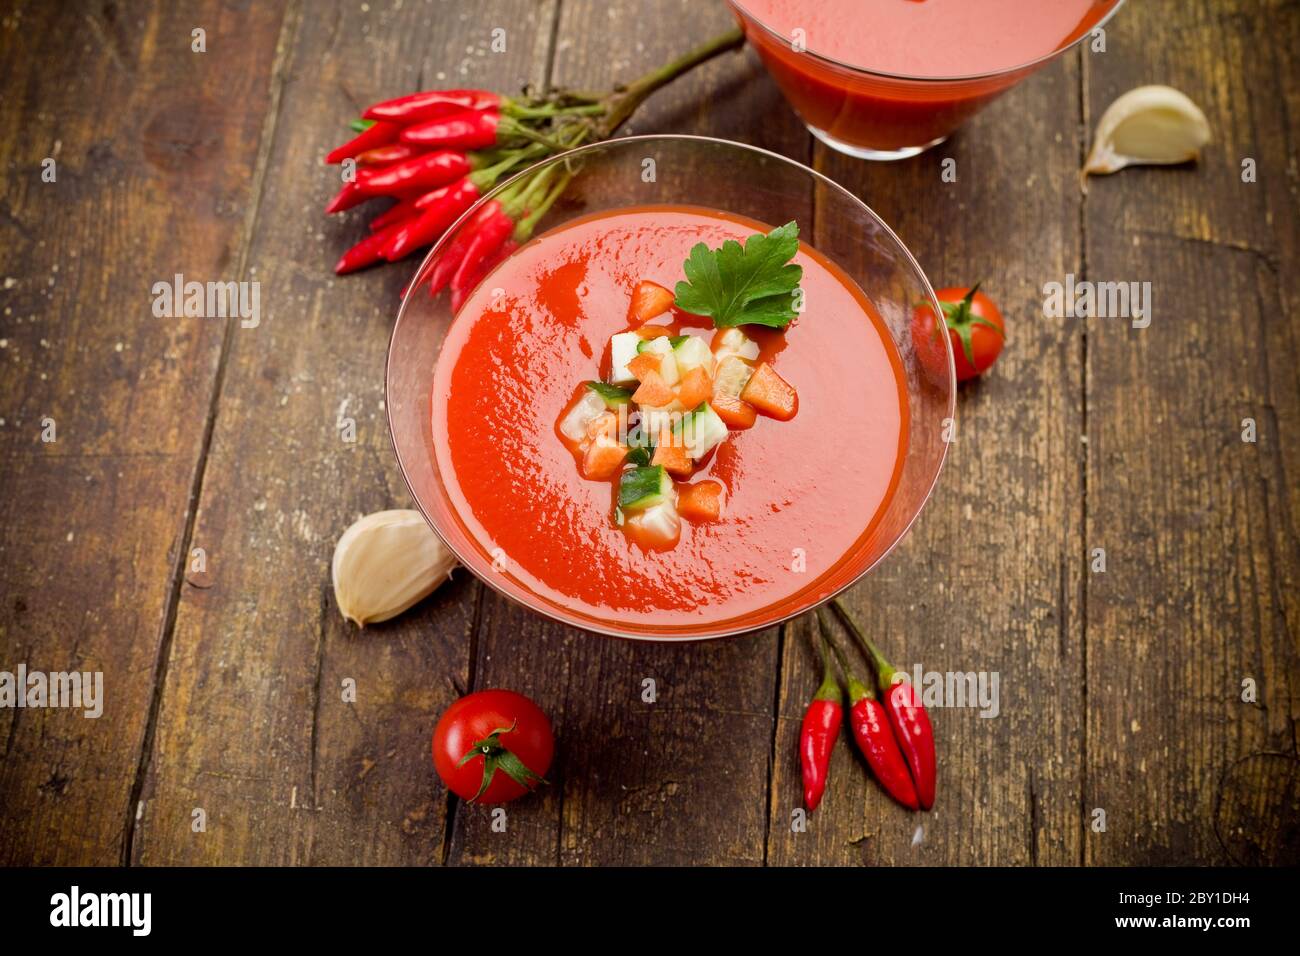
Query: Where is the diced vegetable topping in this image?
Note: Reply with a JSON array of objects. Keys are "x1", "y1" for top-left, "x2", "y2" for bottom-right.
[
  {"x1": 585, "y1": 381, "x2": 632, "y2": 409},
  {"x1": 584, "y1": 410, "x2": 619, "y2": 441},
  {"x1": 651, "y1": 425, "x2": 692, "y2": 477},
  {"x1": 635, "y1": 335, "x2": 679, "y2": 384},
  {"x1": 560, "y1": 389, "x2": 608, "y2": 442},
  {"x1": 678, "y1": 480, "x2": 723, "y2": 522},
  {"x1": 558, "y1": 241, "x2": 804, "y2": 552},
  {"x1": 712, "y1": 327, "x2": 760, "y2": 363},
  {"x1": 710, "y1": 355, "x2": 758, "y2": 429},
  {"x1": 582, "y1": 436, "x2": 627, "y2": 479},
  {"x1": 712, "y1": 393, "x2": 757, "y2": 429},
  {"x1": 609, "y1": 331, "x2": 642, "y2": 384},
  {"x1": 625, "y1": 500, "x2": 681, "y2": 549},
  {"x1": 675, "y1": 365, "x2": 712, "y2": 409},
  {"x1": 618, "y1": 465, "x2": 673, "y2": 511},
  {"x1": 676, "y1": 402, "x2": 728, "y2": 460},
  {"x1": 631, "y1": 369, "x2": 675, "y2": 408},
  {"x1": 638, "y1": 399, "x2": 684, "y2": 437},
  {"x1": 629, "y1": 280, "x2": 675, "y2": 325},
  {"x1": 740, "y1": 362, "x2": 798, "y2": 421},
  {"x1": 671, "y1": 335, "x2": 713, "y2": 374},
  {"x1": 626, "y1": 352, "x2": 662, "y2": 382}
]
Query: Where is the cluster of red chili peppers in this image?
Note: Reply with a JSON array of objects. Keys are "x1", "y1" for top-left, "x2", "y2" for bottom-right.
[
  {"x1": 323, "y1": 88, "x2": 599, "y2": 307},
  {"x1": 322, "y1": 28, "x2": 748, "y2": 308},
  {"x1": 800, "y1": 601, "x2": 936, "y2": 813}
]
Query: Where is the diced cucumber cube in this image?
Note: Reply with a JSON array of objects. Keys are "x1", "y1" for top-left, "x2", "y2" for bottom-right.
[
  {"x1": 630, "y1": 500, "x2": 681, "y2": 545},
  {"x1": 609, "y1": 332, "x2": 642, "y2": 384},
  {"x1": 618, "y1": 465, "x2": 673, "y2": 511},
  {"x1": 677, "y1": 402, "x2": 728, "y2": 460},
  {"x1": 672, "y1": 335, "x2": 713, "y2": 374},
  {"x1": 585, "y1": 381, "x2": 632, "y2": 409},
  {"x1": 713, "y1": 328, "x2": 759, "y2": 362},
  {"x1": 560, "y1": 390, "x2": 609, "y2": 441},
  {"x1": 635, "y1": 337, "x2": 673, "y2": 355},
  {"x1": 713, "y1": 355, "x2": 754, "y2": 400}
]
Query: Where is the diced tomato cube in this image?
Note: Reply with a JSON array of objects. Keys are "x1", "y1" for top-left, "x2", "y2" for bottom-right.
[
  {"x1": 675, "y1": 365, "x2": 712, "y2": 409},
  {"x1": 632, "y1": 369, "x2": 675, "y2": 407},
  {"x1": 711, "y1": 393, "x2": 757, "y2": 429},
  {"x1": 739, "y1": 362, "x2": 797, "y2": 420},
  {"x1": 628, "y1": 280, "x2": 675, "y2": 325},
  {"x1": 582, "y1": 438, "x2": 627, "y2": 479},
  {"x1": 651, "y1": 426, "x2": 692, "y2": 477},
  {"x1": 678, "y1": 480, "x2": 722, "y2": 522},
  {"x1": 584, "y1": 411, "x2": 619, "y2": 441},
  {"x1": 627, "y1": 352, "x2": 662, "y2": 382}
]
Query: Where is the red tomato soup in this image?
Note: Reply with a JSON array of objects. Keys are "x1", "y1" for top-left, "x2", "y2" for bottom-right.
[
  {"x1": 733, "y1": 0, "x2": 1118, "y2": 150},
  {"x1": 432, "y1": 205, "x2": 907, "y2": 631}
]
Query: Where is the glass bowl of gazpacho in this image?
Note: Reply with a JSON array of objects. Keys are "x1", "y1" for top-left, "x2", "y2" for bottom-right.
[
  {"x1": 729, "y1": 0, "x2": 1126, "y2": 160},
  {"x1": 387, "y1": 135, "x2": 955, "y2": 640}
]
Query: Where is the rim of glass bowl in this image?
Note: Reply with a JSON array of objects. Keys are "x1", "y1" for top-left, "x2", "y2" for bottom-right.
[
  {"x1": 385, "y1": 134, "x2": 956, "y2": 641},
  {"x1": 728, "y1": 0, "x2": 1128, "y2": 84}
]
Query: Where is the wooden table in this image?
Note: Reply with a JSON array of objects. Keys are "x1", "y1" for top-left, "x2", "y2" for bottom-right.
[{"x1": 1, "y1": 0, "x2": 1296, "y2": 867}]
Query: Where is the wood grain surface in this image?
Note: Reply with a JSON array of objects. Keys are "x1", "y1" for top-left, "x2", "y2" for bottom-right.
[{"x1": 0, "y1": 0, "x2": 1295, "y2": 867}]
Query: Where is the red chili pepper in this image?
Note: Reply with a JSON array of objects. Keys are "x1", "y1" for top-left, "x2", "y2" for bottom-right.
[
  {"x1": 363, "y1": 89, "x2": 500, "y2": 124},
  {"x1": 355, "y1": 144, "x2": 420, "y2": 166},
  {"x1": 325, "y1": 120, "x2": 399, "y2": 164},
  {"x1": 426, "y1": 203, "x2": 498, "y2": 295},
  {"x1": 335, "y1": 219, "x2": 407, "y2": 275},
  {"x1": 383, "y1": 178, "x2": 481, "y2": 262},
  {"x1": 450, "y1": 206, "x2": 514, "y2": 307},
  {"x1": 800, "y1": 618, "x2": 843, "y2": 812},
  {"x1": 325, "y1": 180, "x2": 368, "y2": 214},
  {"x1": 400, "y1": 109, "x2": 502, "y2": 150},
  {"x1": 368, "y1": 199, "x2": 420, "y2": 233},
  {"x1": 356, "y1": 150, "x2": 473, "y2": 197},
  {"x1": 818, "y1": 610, "x2": 919, "y2": 810},
  {"x1": 832, "y1": 600, "x2": 936, "y2": 810}
]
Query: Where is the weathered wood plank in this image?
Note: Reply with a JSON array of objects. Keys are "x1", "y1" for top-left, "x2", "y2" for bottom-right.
[
  {"x1": 0, "y1": 0, "x2": 289, "y2": 865},
  {"x1": 130, "y1": 0, "x2": 558, "y2": 865},
  {"x1": 766, "y1": 47, "x2": 1089, "y2": 864},
  {"x1": 1082, "y1": 0, "x2": 1300, "y2": 865},
  {"x1": 448, "y1": 0, "x2": 811, "y2": 866}
]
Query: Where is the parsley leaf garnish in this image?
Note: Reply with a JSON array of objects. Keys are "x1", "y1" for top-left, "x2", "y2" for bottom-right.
[{"x1": 673, "y1": 221, "x2": 803, "y2": 329}]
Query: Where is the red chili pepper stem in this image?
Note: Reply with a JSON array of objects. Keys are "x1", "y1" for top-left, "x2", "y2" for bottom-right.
[
  {"x1": 503, "y1": 100, "x2": 606, "y2": 120},
  {"x1": 831, "y1": 598, "x2": 898, "y2": 689},
  {"x1": 818, "y1": 609, "x2": 874, "y2": 704},
  {"x1": 811, "y1": 612, "x2": 841, "y2": 704}
]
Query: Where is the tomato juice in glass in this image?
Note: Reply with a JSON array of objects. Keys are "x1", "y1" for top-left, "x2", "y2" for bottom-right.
[{"x1": 730, "y1": 0, "x2": 1124, "y2": 160}]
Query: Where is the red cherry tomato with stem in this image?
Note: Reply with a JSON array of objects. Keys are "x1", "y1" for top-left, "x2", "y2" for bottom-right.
[
  {"x1": 912, "y1": 284, "x2": 1006, "y2": 383},
  {"x1": 432, "y1": 689, "x2": 553, "y2": 804},
  {"x1": 937, "y1": 284, "x2": 1005, "y2": 382}
]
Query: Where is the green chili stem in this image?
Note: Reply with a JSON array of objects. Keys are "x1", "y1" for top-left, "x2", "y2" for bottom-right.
[
  {"x1": 831, "y1": 598, "x2": 897, "y2": 688},
  {"x1": 597, "y1": 26, "x2": 745, "y2": 136}
]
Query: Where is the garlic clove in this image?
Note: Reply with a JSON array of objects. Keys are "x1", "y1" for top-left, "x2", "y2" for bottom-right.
[
  {"x1": 1083, "y1": 84, "x2": 1211, "y2": 180},
  {"x1": 332, "y1": 509, "x2": 457, "y2": 627}
]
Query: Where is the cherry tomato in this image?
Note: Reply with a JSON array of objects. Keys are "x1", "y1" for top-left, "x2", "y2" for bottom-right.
[
  {"x1": 432, "y1": 689, "x2": 553, "y2": 804},
  {"x1": 912, "y1": 285, "x2": 1005, "y2": 383}
]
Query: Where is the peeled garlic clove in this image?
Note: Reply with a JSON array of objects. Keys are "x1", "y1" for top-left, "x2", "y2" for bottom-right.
[
  {"x1": 1083, "y1": 84, "x2": 1211, "y2": 178},
  {"x1": 332, "y1": 509, "x2": 457, "y2": 627}
]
